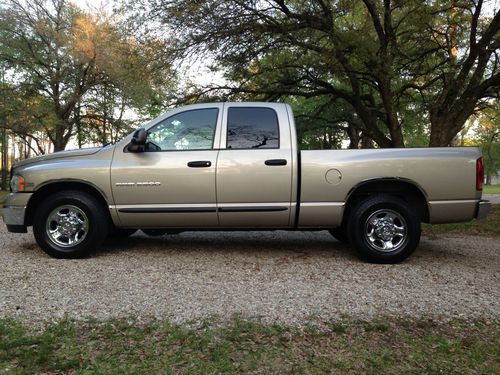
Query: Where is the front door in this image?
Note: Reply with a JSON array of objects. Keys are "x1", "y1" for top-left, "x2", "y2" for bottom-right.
[{"x1": 111, "y1": 105, "x2": 222, "y2": 228}]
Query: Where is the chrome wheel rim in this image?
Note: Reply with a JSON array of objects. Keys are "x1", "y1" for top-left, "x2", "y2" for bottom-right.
[
  {"x1": 364, "y1": 209, "x2": 407, "y2": 252},
  {"x1": 45, "y1": 205, "x2": 89, "y2": 248}
]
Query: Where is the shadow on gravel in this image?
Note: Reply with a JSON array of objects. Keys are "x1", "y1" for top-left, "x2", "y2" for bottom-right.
[
  {"x1": 14, "y1": 231, "x2": 482, "y2": 265},
  {"x1": 99, "y1": 233, "x2": 492, "y2": 266},
  {"x1": 99, "y1": 231, "x2": 359, "y2": 260}
]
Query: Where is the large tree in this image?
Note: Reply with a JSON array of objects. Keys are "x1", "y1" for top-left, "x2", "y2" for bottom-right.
[
  {"x1": 424, "y1": 0, "x2": 499, "y2": 146},
  {"x1": 470, "y1": 103, "x2": 500, "y2": 183},
  {"x1": 0, "y1": 0, "x2": 174, "y2": 151},
  {"x1": 126, "y1": 0, "x2": 499, "y2": 147}
]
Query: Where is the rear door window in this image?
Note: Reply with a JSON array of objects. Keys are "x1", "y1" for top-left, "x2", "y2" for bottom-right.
[{"x1": 226, "y1": 107, "x2": 279, "y2": 149}]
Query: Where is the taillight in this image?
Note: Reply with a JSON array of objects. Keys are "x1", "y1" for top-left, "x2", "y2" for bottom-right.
[{"x1": 476, "y1": 157, "x2": 484, "y2": 191}]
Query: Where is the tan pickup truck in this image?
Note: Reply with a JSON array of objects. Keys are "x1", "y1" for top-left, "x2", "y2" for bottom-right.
[{"x1": 2, "y1": 102, "x2": 491, "y2": 262}]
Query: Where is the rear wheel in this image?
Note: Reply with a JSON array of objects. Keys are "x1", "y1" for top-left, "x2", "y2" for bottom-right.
[
  {"x1": 33, "y1": 191, "x2": 109, "y2": 259},
  {"x1": 347, "y1": 195, "x2": 420, "y2": 263}
]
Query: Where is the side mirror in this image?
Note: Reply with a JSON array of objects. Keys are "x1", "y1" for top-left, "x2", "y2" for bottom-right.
[{"x1": 127, "y1": 128, "x2": 147, "y2": 152}]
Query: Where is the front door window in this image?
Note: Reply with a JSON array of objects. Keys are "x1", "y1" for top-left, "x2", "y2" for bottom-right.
[{"x1": 146, "y1": 108, "x2": 219, "y2": 151}]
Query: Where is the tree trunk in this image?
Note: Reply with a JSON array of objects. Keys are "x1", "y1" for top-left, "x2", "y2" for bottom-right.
[
  {"x1": 53, "y1": 136, "x2": 67, "y2": 151},
  {"x1": 379, "y1": 77, "x2": 405, "y2": 147},
  {"x1": 429, "y1": 124, "x2": 452, "y2": 146},
  {"x1": 1, "y1": 127, "x2": 8, "y2": 191},
  {"x1": 361, "y1": 135, "x2": 374, "y2": 149},
  {"x1": 429, "y1": 101, "x2": 476, "y2": 146},
  {"x1": 354, "y1": 104, "x2": 394, "y2": 148},
  {"x1": 53, "y1": 129, "x2": 66, "y2": 152},
  {"x1": 347, "y1": 125, "x2": 360, "y2": 149},
  {"x1": 75, "y1": 105, "x2": 82, "y2": 149}
]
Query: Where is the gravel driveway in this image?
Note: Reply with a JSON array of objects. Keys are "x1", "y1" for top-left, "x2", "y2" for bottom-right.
[
  {"x1": 484, "y1": 194, "x2": 500, "y2": 204},
  {"x1": 0, "y1": 227, "x2": 499, "y2": 325}
]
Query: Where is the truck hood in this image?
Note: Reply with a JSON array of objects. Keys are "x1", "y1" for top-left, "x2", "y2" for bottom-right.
[{"x1": 13, "y1": 147, "x2": 103, "y2": 168}]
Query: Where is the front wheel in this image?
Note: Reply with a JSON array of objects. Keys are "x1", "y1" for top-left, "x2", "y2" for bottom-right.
[
  {"x1": 33, "y1": 191, "x2": 109, "y2": 259},
  {"x1": 347, "y1": 195, "x2": 420, "y2": 263}
]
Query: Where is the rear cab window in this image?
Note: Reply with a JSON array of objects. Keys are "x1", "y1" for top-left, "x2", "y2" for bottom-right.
[{"x1": 226, "y1": 107, "x2": 280, "y2": 149}]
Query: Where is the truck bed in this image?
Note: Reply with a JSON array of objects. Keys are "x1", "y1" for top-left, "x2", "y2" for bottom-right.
[{"x1": 298, "y1": 147, "x2": 482, "y2": 227}]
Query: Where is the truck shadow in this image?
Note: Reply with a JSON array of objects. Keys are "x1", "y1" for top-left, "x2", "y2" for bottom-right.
[
  {"x1": 15, "y1": 231, "x2": 484, "y2": 265},
  {"x1": 99, "y1": 230, "x2": 358, "y2": 260},
  {"x1": 97, "y1": 232, "x2": 489, "y2": 266}
]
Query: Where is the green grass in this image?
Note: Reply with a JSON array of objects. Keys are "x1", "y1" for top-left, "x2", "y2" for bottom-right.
[
  {"x1": 0, "y1": 317, "x2": 498, "y2": 374},
  {"x1": 484, "y1": 184, "x2": 500, "y2": 194},
  {"x1": 423, "y1": 206, "x2": 500, "y2": 236}
]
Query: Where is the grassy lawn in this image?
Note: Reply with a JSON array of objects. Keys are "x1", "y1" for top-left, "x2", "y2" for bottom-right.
[
  {"x1": 484, "y1": 184, "x2": 500, "y2": 195},
  {"x1": 1, "y1": 317, "x2": 498, "y2": 374}
]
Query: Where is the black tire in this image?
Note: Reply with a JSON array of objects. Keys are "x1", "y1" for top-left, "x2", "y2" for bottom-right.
[
  {"x1": 141, "y1": 229, "x2": 167, "y2": 237},
  {"x1": 347, "y1": 195, "x2": 420, "y2": 263},
  {"x1": 108, "y1": 228, "x2": 137, "y2": 238},
  {"x1": 329, "y1": 227, "x2": 349, "y2": 243},
  {"x1": 33, "y1": 191, "x2": 109, "y2": 259}
]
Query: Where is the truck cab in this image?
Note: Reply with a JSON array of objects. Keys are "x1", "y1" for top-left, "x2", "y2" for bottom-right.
[{"x1": 110, "y1": 102, "x2": 298, "y2": 229}]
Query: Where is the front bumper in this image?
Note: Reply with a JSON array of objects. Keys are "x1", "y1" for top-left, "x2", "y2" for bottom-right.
[
  {"x1": 1, "y1": 192, "x2": 33, "y2": 232},
  {"x1": 475, "y1": 199, "x2": 491, "y2": 220}
]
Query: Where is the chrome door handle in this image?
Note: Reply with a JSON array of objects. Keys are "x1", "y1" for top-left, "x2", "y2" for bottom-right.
[{"x1": 187, "y1": 160, "x2": 212, "y2": 168}]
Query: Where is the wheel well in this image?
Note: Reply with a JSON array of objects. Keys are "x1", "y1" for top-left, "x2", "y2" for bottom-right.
[
  {"x1": 25, "y1": 181, "x2": 111, "y2": 226},
  {"x1": 343, "y1": 180, "x2": 429, "y2": 224}
]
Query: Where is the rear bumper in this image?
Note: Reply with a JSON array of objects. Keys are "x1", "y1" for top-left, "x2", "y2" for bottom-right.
[
  {"x1": 428, "y1": 198, "x2": 491, "y2": 224},
  {"x1": 475, "y1": 199, "x2": 491, "y2": 220},
  {"x1": 1, "y1": 192, "x2": 33, "y2": 232}
]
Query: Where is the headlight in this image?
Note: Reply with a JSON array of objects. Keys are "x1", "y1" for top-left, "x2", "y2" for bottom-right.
[{"x1": 10, "y1": 175, "x2": 25, "y2": 192}]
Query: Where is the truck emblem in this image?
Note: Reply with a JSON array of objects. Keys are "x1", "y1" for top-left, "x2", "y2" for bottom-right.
[{"x1": 115, "y1": 182, "x2": 161, "y2": 187}]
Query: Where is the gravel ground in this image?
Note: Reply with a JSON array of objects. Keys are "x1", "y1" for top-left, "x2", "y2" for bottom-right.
[
  {"x1": 483, "y1": 194, "x2": 500, "y2": 204},
  {"x1": 0, "y1": 226, "x2": 499, "y2": 326}
]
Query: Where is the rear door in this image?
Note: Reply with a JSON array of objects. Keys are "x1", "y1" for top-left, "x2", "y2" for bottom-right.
[{"x1": 216, "y1": 103, "x2": 293, "y2": 227}]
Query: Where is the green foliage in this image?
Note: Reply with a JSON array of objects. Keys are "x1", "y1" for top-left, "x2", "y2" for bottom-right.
[
  {"x1": 469, "y1": 104, "x2": 500, "y2": 183},
  {"x1": 484, "y1": 185, "x2": 500, "y2": 194},
  {"x1": 0, "y1": 80, "x2": 55, "y2": 154},
  {"x1": 125, "y1": 0, "x2": 499, "y2": 148},
  {"x1": 0, "y1": 0, "x2": 176, "y2": 152},
  {"x1": 1, "y1": 317, "x2": 498, "y2": 374},
  {"x1": 1, "y1": 0, "x2": 497, "y2": 152},
  {"x1": 290, "y1": 97, "x2": 347, "y2": 149}
]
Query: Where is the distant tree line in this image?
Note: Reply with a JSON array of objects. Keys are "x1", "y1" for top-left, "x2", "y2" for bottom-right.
[{"x1": 0, "y1": 0, "x2": 176, "y2": 187}]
